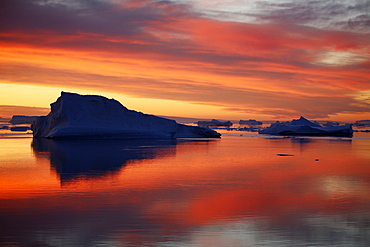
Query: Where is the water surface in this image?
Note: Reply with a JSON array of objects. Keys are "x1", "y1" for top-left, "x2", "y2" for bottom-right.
[{"x1": 1, "y1": 130, "x2": 369, "y2": 246}]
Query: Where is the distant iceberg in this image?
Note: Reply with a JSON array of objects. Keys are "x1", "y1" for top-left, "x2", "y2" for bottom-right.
[
  {"x1": 32, "y1": 92, "x2": 221, "y2": 139},
  {"x1": 10, "y1": 126, "x2": 31, "y2": 132},
  {"x1": 10, "y1": 115, "x2": 39, "y2": 125},
  {"x1": 198, "y1": 119, "x2": 233, "y2": 128},
  {"x1": 259, "y1": 116, "x2": 353, "y2": 137},
  {"x1": 239, "y1": 119, "x2": 262, "y2": 125},
  {"x1": 354, "y1": 120, "x2": 370, "y2": 126}
]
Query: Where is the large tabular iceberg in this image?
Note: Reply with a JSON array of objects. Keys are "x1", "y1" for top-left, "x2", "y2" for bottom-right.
[
  {"x1": 259, "y1": 116, "x2": 353, "y2": 137},
  {"x1": 32, "y1": 92, "x2": 221, "y2": 139}
]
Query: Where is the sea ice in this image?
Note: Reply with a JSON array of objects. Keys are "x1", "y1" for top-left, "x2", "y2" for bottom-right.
[{"x1": 32, "y1": 92, "x2": 221, "y2": 139}]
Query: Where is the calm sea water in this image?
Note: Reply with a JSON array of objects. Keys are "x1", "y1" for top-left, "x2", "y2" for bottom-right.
[{"x1": 0, "y1": 130, "x2": 369, "y2": 246}]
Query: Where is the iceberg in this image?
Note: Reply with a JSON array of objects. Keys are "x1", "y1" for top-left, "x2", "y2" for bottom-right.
[
  {"x1": 354, "y1": 120, "x2": 370, "y2": 126},
  {"x1": 10, "y1": 115, "x2": 39, "y2": 125},
  {"x1": 259, "y1": 116, "x2": 353, "y2": 137},
  {"x1": 197, "y1": 119, "x2": 233, "y2": 128},
  {"x1": 32, "y1": 92, "x2": 221, "y2": 139},
  {"x1": 239, "y1": 119, "x2": 262, "y2": 125},
  {"x1": 10, "y1": 126, "x2": 31, "y2": 132}
]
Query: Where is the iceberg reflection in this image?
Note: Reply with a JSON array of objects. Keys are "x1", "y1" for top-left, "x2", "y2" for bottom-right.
[{"x1": 32, "y1": 138, "x2": 179, "y2": 183}]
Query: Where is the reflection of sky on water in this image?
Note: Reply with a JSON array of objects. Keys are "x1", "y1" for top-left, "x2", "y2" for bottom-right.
[{"x1": 1, "y1": 134, "x2": 370, "y2": 246}]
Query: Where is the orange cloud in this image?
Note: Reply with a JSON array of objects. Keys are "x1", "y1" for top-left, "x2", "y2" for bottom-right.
[
  {"x1": 0, "y1": 105, "x2": 49, "y2": 118},
  {"x1": 0, "y1": 0, "x2": 369, "y2": 121}
]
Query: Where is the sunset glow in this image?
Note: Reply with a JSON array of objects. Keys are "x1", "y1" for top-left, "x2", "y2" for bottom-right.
[{"x1": 1, "y1": 0, "x2": 369, "y2": 121}]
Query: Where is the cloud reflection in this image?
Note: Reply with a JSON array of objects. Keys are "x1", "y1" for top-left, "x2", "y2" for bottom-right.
[{"x1": 1, "y1": 135, "x2": 369, "y2": 246}]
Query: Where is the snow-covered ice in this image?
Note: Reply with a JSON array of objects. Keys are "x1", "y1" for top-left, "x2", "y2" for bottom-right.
[
  {"x1": 259, "y1": 116, "x2": 353, "y2": 137},
  {"x1": 32, "y1": 92, "x2": 221, "y2": 139}
]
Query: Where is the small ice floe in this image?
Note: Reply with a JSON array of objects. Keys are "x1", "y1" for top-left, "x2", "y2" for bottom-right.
[{"x1": 276, "y1": 153, "x2": 294, "y2": 156}]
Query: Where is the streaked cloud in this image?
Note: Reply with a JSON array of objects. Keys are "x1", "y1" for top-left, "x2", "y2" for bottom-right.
[
  {"x1": 0, "y1": 105, "x2": 49, "y2": 118},
  {"x1": 0, "y1": 0, "x2": 369, "y2": 121}
]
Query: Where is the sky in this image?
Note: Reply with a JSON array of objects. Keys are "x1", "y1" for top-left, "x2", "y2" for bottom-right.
[{"x1": 0, "y1": 0, "x2": 369, "y2": 122}]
